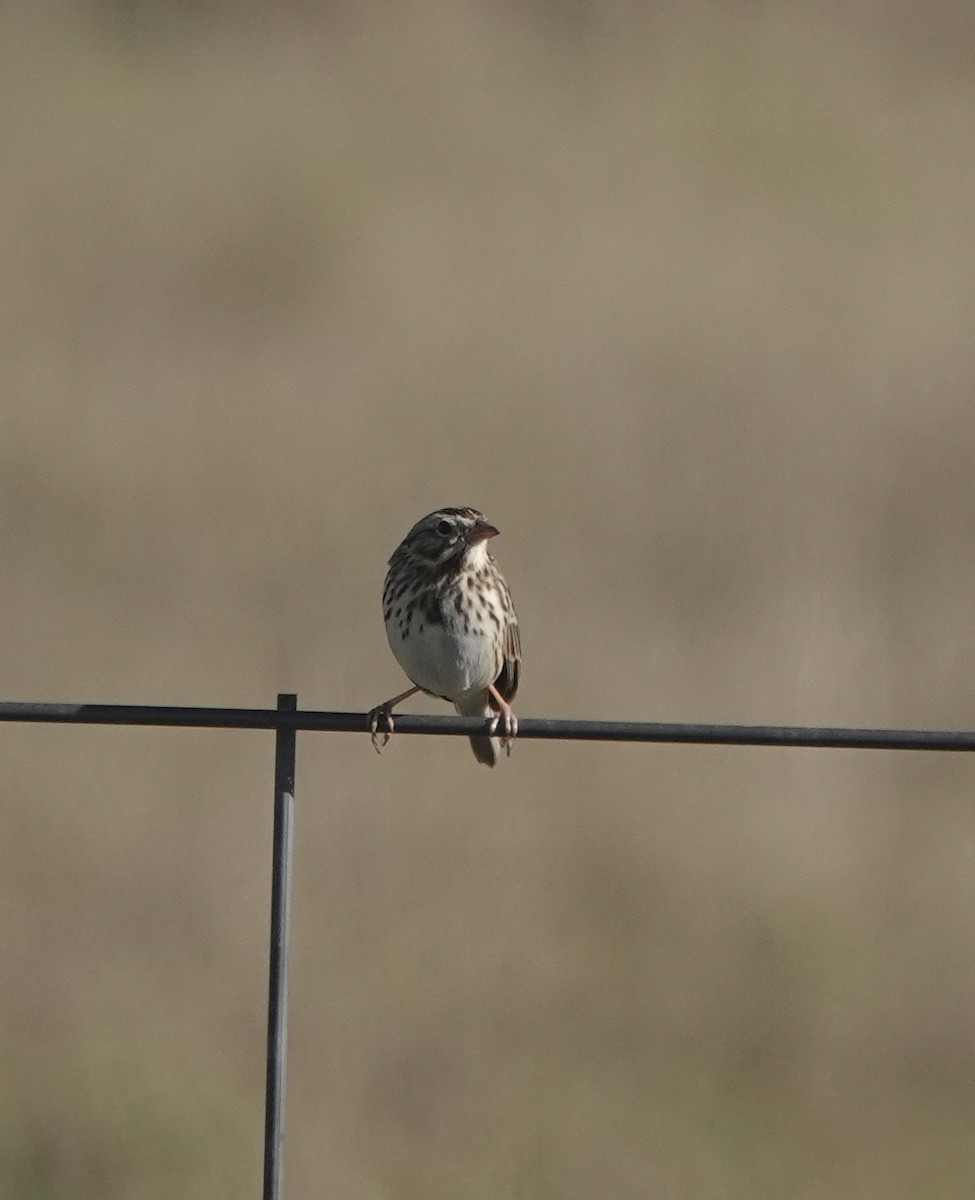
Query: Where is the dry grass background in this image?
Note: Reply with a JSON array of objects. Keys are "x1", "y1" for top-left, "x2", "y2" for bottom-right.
[{"x1": 2, "y1": 1, "x2": 975, "y2": 1196}]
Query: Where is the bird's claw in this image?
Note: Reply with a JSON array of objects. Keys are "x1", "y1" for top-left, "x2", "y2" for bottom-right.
[
  {"x1": 488, "y1": 708, "x2": 518, "y2": 757},
  {"x1": 367, "y1": 705, "x2": 394, "y2": 753}
]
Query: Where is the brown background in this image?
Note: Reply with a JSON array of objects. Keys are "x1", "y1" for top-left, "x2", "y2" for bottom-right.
[{"x1": 2, "y1": 2, "x2": 974, "y2": 1196}]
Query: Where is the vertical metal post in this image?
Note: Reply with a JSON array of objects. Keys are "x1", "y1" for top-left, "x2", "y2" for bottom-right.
[{"x1": 263, "y1": 693, "x2": 297, "y2": 1200}]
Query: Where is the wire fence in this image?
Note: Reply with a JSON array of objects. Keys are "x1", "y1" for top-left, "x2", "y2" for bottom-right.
[
  {"x1": 3, "y1": 699, "x2": 975, "y2": 749},
  {"x1": 6, "y1": 693, "x2": 975, "y2": 1200}
]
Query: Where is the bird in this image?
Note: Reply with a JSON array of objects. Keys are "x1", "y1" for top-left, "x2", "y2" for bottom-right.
[{"x1": 367, "y1": 506, "x2": 521, "y2": 766}]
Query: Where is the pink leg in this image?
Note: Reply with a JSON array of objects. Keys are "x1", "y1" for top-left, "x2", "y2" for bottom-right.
[
  {"x1": 487, "y1": 684, "x2": 518, "y2": 756},
  {"x1": 367, "y1": 685, "x2": 422, "y2": 753}
]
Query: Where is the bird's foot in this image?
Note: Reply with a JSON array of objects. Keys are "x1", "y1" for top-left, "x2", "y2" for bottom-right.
[
  {"x1": 488, "y1": 688, "x2": 518, "y2": 757},
  {"x1": 367, "y1": 703, "x2": 395, "y2": 753}
]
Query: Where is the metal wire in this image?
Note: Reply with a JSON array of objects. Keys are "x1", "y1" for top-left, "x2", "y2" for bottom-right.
[
  {"x1": 6, "y1": 693, "x2": 974, "y2": 1200},
  {"x1": 263, "y1": 695, "x2": 296, "y2": 1200},
  {"x1": 0, "y1": 699, "x2": 973, "y2": 750}
]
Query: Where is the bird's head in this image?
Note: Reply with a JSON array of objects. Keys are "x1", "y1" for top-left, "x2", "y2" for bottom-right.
[{"x1": 391, "y1": 506, "x2": 499, "y2": 572}]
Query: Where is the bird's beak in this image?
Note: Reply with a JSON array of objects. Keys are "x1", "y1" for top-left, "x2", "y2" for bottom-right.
[{"x1": 468, "y1": 518, "x2": 499, "y2": 544}]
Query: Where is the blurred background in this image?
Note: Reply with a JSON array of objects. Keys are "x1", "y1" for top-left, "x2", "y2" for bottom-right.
[{"x1": 2, "y1": 1, "x2": 974, "y2": 1196}]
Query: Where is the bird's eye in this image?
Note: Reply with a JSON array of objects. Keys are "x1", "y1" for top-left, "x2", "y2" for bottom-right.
[{"x1": 436, "y1": 520, "x2": 452, "y2": 536}]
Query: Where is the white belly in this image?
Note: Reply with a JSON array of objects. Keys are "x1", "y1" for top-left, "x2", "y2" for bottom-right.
[{"x1": 387, "y1": 614, "x2": 498, "y2": 708}]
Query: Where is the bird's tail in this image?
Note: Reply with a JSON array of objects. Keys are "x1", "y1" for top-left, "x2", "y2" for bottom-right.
[{"x1": 454, "y1": 697, "x2": 498, "y2": 768}]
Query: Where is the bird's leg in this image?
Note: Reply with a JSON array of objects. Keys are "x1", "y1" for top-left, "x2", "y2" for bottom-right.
[
  {"x1": 487, "y1": 684, "x2": 518, "y2": 756},
  {"x1": 367, "y1": 685, "x2": 422, "y2": 753}
]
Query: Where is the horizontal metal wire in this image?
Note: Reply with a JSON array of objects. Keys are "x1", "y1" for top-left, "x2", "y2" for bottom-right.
[{"x1": 0, "y1": 700, "x2": 973, "y2": 750}]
